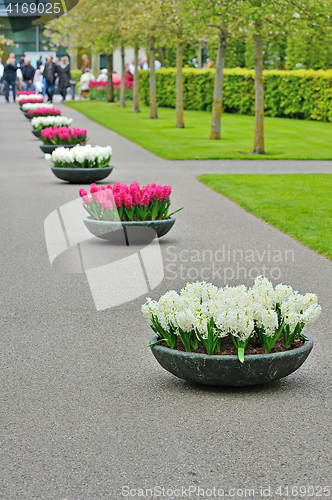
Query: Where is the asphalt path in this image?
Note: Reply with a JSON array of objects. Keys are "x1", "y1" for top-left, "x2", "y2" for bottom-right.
[{"x1": 0, "y1": 100, "x2": 331, "y2": 499}]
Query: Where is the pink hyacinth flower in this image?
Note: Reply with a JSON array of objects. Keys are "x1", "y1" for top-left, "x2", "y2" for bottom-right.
[
  {"x1": 162, "y1": 185, "x2": 172, "y2": 200},
  {"x1": 124, "y1": 194, "x2": 133, "y2": 209},
  {"x1": 90, "y1": 183, "x2": 99, "y2": 194}
]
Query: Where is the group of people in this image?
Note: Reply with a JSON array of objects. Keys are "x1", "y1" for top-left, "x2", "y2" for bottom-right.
[
  {"x1": 0, "y1": 54, "x2": 72, "y2": 103},
  {"x1": 127, "y1": 56, "x2": 161, "y2": 75}
]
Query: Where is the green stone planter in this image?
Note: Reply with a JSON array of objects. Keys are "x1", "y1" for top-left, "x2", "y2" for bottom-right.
[
  {"x1": 32, "y1": 129, "x2": 42, "y2": 138},
  {"x1": 83, "y1": 216, "x2": 175, "y2": 242},
  {"x1": 50, "y1": 165, "x2": 113, "y2": 184},
  {"x1": 40, "y1": 144, "x2": 76, "y2": 154},
  {"x1": 149, "y1": 334, "x2": 314, "y2": 386}
]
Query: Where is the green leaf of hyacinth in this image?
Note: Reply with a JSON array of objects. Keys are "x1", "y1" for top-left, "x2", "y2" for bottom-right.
[
  {"x1": 145, "y1": 338, "x2": 168, "y2": 347},
  {"x1": 238, "y1": 348, "x2": 245, "y2": 363},
  {"x1": 167, "y1": 207, "x2": 184, "y2": 218}
]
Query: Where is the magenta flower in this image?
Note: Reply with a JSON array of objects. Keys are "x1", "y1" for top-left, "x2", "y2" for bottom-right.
[
  {"x1": 81, "y1": 182, "x2": 175, "y2": 222},
  {"x1": 162, "y1": 185, "x2": 172, "y2": 200},
  {"x1": 90, "y1": 183, "x2": 99, "y2": 194},
  {"x1": 102, "y1": 198, "x2": 114, "y2": 211},
  {"x1": 124, "y1": 194, "x2": 133, "y2": 209}
]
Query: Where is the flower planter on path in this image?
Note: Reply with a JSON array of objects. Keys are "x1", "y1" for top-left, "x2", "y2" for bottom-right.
[
  {"x1": 149, "y1": 334, "x2": 314, "y2": 386},
  {"x1": 50, "y1": 166, "x2": 113, "y2": 184}
]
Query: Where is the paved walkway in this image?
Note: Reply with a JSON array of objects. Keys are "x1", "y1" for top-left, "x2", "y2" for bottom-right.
[{"x1": 0, "y1": 101, "x2": 331, "y2": 499}]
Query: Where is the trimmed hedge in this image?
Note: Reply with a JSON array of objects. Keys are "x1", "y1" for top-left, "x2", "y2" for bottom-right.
[
  {"x1": 88, "y1": 88, "x2": 133, "y2": 101},
  {"x1": 139, "y1": 68, "x2": 332, "y2": 121},
  {"x1": 71, "y1": 70, "x2": 82, "y2": 84}
]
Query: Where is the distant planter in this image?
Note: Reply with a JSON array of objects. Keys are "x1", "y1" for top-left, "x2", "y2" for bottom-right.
[
  {"x1": 40, "y1": 126, "x2": 88, "y2": 151},
  {"x1": 40, "y1": 144, "x2": 76, "y2": 154},
  {"x1": 83, "y1": 216, "x2": 175, "y2": 241},
  {"x1": 79, "y1": 182, "x2": 179, "y2": 242},
  {"x1": 19, "y1": 98, "x2": 44, "y2": 108},
  {"x1": 45, "y1": 144, "x2": 113, "y2": 183},
  {"x1": 27, "y1": 107, "x2": 61, "y2": 119},
  {"x1": 31, "y1": 116, "x2": 73, "y2": 132},
  {"x1": 51, "y1": 165, "x2": 113, "y2": 183},
  {"x1": 32, "y1": 130, "x2": 42, "y2": 138}
]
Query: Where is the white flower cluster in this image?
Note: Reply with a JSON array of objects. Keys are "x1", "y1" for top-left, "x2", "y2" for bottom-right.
[
  {"x1": 22, "y1": 102, "x2": 54, "y2": 111},
  {"x1": 31, "y1": 116, "x2": 73, "y2": 129},
  {"x1": 142, "y1": 277, "x2": 321, "y2": 342},
  {"x1": 45, "y1": 144, "x2": 113, "y2": 167},
  {"x1": 18, "y1": 95, "x2": 44, "y2": 103}
]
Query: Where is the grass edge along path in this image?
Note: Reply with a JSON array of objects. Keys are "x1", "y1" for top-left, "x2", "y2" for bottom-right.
[
  {"x1": 197, "y1": 174, "x2": 332, "y2": 261},
  {"x1": 66, "y1": 101, "x2": 332, "y2": 161}
]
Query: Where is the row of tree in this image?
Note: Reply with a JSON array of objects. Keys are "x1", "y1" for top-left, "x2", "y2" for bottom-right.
[{"x1": 45, "y1": 0, "x2": 332, "y2": 155}]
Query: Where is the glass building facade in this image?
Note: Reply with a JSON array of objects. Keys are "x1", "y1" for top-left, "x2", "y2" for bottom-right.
[{"x1": 0, "y1": 0, "x2": 66, "y2": 59}]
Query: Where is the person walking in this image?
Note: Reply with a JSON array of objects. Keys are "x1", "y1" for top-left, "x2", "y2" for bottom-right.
[
  {"x1": 81, "y1": 54, "x2": 90, "y2": 74},
  {"x1": 78, "y1": 67, "x2": 95, "y2": 98},
  {"x1": 0, "y1": 56, "x2": 4, "y2": 94},
  {"x1": 18, "y1": 55, "x2": 25, "y2": 69},
  {"x1": 57, "y1": 56, "x2": 72, "y2": 102},
  {"x1": 43, "y1": 55, "x2": 58, "y2": 103},
  {"x1": 33, "y1": 69, "x2": 43, "y2": 94},
  {"x1": 3, "y1": 54, "x2": 17, "y2": 102},
  {"x1": 142, "y1": 57, "x2": 149, "y2": 70},
  {"x1": 36, "y1": 56, "x2": 43, "y2": 70},
  {"x1": 21, "y1": 58, "x2": 35, "y2": 91},
  {"x1": 96, "y1": 68, "x2": 108, "y2": 82},
  {"x1": 129, "y1": 59, "x2": 135, "y2": 75},
  {"x1": 0, "y1": 56, "x2": 4, "y2": 80}
]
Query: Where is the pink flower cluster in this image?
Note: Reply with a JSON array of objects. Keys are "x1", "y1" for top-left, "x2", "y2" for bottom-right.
[
  {"x1": 41, "y1": 126, "x2": 87, "y2": 144},
  {"x1": 79, "y1": 183, "x2": 172, "y2": 209},
  {"x1": 18, "y1": 91, "x2": 35, "y2": 95},
  {"x1": 112, "y1": 182, "x2": 172, "y2": 209},
  {"x1": 79, "y1": 184, "x2": 114, "y2": 211},
  {"x1": 79, "y1": 183, "x2": 173, "y2": 222},
  {"x1": 20, "y1": 97, "x2": 44, "y2": 105},
  {"x1": 28, "y1": 107, "x2": 61, "y2": 116},
  {"x1": 89, "y1": 81, "x2": 107, "y2": 88},
  {"x1": 89, "y1": 79, "x2": 133, "y2": 90}
]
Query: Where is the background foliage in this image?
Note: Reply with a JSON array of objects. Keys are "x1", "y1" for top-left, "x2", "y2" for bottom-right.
[{"x1": 139, "y1": 68, "x2": 332, "y2": 121}]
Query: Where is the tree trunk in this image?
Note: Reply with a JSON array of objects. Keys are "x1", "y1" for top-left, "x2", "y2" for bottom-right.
[
  {"x1": 68, "y1": 50, "x2": 78, "y2": 71},
  {"x1": 253, "y1": 33, "x2": 265, "y2": 154},
  {"x1": 133, "y1": 43, "x2": 139, "y2": 113},
  {"x1": 119, "y1": 45, "x2": 126, "y2": 107},
  {"x1": 149, "y1": 37, "x2": 158, "y2": 119},
  {"x1": 176, "y1": 42, "x2": 184, "y2": 128},
  {"x1": 106, "y1": 53, "x2": 114, "y2": 103},
  {"x1": 210, "y1": 25, "x2": 228, "y2": 140},
  {"x1": 91, "y1": 53, "x2": 100, "y2": 79}
]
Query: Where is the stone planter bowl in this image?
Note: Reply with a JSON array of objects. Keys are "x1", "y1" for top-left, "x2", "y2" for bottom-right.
[
  {"x1": 50, "y1": 166, "x2": 113, "y2": 184},
  {"x1": 83, "y1": 217, "x2": 175, "y2": 243},
  {"x1": 149, "y1": 334, "x2": 314, "y2": 386},
  {"x1": 24, "y1": 112, "x2": 32, "y2": 120},
  {"x1": 32, "y1": 130, "x2": 42, "y2": 138},
  {"x1": 40, "y1": 144, "x2": 76, "y2": 154}
]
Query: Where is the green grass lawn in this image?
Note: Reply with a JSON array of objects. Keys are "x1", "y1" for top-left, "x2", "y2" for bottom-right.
[
  {"x1": 66, "y1": 101, "x2": 332, "y2": 160},
  {"x1": 197, "y1": 174, "x2": 332, "y2": 260}
]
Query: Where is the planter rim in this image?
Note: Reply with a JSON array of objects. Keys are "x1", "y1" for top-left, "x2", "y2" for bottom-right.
[
  {"x1": 51, "y1": 165, "x2": 113, "y2": 171},
  {"x1": 149, "y1": 333, "x2": 313, "y2": 360},
  {"x1": 84, "y1": 216, "x2": 175, "y2": 224},
  {"x1": 40, "y1": 144, "x2": 76, "y2": 151}
]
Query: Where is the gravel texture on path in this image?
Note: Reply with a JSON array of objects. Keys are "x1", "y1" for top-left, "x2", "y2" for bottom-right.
[{"x1": 0, "y1": 101, "x2": 331, "y2": 499}]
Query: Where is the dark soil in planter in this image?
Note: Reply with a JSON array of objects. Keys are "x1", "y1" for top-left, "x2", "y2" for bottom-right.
[{"x1": 159, "y1": 335, "x2": 305, "y2": 355}]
